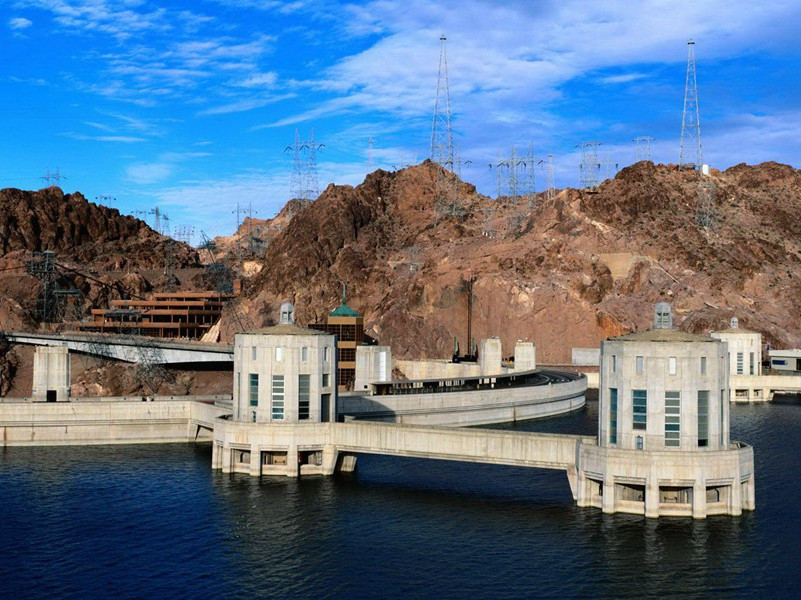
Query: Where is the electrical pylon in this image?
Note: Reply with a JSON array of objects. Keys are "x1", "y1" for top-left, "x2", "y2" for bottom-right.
[
  {"x1": 285, "y1": 129, "x2": 324, "y2": 200},
  {"x1": 546, "y1": 154, "x2": 555, "y2": 200},
  {"x1": 679, "y1": 39, "x2": 703, "y2": 169},
  {"x1": 430, "y1": 34, "x2": 453, "y2": 170},
  {"x1": 633, "y1": 136, "x2": 654, "y2": 162},
  {"x1": 577, "y1": 141, "x2": 602, "y2": 188},
  {"x1": 367, "y1": 137, "x2": 374, "y2": 174}
]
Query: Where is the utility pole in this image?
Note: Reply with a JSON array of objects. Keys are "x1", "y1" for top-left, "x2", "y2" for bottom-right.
[
  {"x1": 633, "y1": 136, "x2": 654, "y2": 162},
  {"x1": 679, "y1": 39, "x2": 703, "y2": 169}
]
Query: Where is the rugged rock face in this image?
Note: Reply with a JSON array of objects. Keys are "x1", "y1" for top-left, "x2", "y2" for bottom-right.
[
  {"x1": 0, "y1": 186, "x2": 201, "y2": 331},
  {"x1": 207, "y1": 198, "x2": 311, "y2": 267},
  {"x1": 0, "y1": 187, "x2": 199, "y2": 270},
  {"x1": 229, "y1": 159, "x2": 801, "y2": 363}
]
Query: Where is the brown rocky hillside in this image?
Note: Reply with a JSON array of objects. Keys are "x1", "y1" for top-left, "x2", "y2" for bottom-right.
[
  {"x1": 0, "y1": 186, "x2": 200, "y2": 330},
  {"x1": 227, "y1": 159, "x2": 801, "y2": 363}
]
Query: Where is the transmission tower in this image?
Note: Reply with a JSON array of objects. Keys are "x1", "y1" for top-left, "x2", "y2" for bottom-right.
[
  {"x1": 285, "y1": 129, "x2": 324, "y2": 200},
  {"x1": 696, "y1": 181, "x2": 716, "y2": 231},
  {"x1": 524, "y1": 143, "x2": 540, "y2": 197},
  {"x1": 174, "y1": 225, "x2": 195, "y2": 246},
  {"x1": 546, "y1": 154, "x2": 555, "y2": 200},
  {"x1": 602, "y1": 152, "x2": 619, "y2": 181},
  {"x1": 577, "y1": 141, "x2": 602, "y2": 188},
  {"x1": 679, "y1": 39, "x2": 703, "y2": 169},
  {"x1": 367, "y1": 137, "x2": 374, "y2": 174},
  {"x1": 633, "y1": 136, "x2": 654, "y2": 162},
  {"x1": 95, "y1": 195, "x2": 116, "y2": 206},
  {"x1": 430, "y1": 34, "x2": 454, "y2": 170},
  {"x1": 41, "y1": 168, "x2": 67, "y2": 187}
]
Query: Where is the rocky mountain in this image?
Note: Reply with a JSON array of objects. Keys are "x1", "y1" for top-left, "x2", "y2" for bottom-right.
[
  {"x1": 0, "y1": 186, "x2": 200, "y2": 330},
  {"x1": 227, "y1": 159, "x2": 801, "y2": 363}
]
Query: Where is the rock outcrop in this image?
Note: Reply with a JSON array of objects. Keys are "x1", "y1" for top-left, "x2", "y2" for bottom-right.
[{"x1": 228, "y1": 160, "x2": 801, "y2": 363}]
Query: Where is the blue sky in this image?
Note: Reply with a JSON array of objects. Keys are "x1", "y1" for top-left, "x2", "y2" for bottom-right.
[{"x1": 2, "y1": 0, "x2": 800, "y2": 239}]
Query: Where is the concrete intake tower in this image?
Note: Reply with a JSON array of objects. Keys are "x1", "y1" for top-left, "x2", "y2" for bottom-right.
[{"x1": 575, "y1": 303, "x2": 756, "y2": 518}]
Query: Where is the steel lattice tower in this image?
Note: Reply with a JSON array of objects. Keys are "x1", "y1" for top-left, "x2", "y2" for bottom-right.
[
  {"x1": 430, "y1": 35, "x2": 454, "y2": 170},
  {"x1": 286, "y1": 129, "x2": 324, "y2": 200},
  {"x1": 367, "y1": 137, "x2": 374, "y2": 174},
  {"x1": 546, "y1": 154, "x2": 555, "y2": 200},
  {"x1": 679, "y1": 39, "x2": 703, "y2": 169},
  {"x1": 577, "y1": 141, "x2": 602, "y2": 187},
  {"x1": 633, "y1": 136, "x2": 654, "y2": 162}
]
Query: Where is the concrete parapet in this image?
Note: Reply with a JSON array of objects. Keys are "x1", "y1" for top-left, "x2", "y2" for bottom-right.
[
  {"x1": 339, "y1": 374, "x2": 587, "y2": 426},
  {"x1": 355, "y1": 345, "x2": 392, "y2": 391}
]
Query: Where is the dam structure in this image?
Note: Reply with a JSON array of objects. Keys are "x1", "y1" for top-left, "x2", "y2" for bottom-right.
[{"x1": 1, "y1": 303, "x2": 755, "y2": 518}]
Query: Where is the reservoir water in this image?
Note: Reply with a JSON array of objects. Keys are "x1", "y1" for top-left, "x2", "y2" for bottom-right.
[{"x1": 1, "y1": 401, "x2": 798, "y2": 599}]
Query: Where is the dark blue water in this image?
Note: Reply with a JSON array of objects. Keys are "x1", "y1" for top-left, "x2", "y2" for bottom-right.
[{"x1": 0, "y1": 401, "x2": 798, "y2": 599}]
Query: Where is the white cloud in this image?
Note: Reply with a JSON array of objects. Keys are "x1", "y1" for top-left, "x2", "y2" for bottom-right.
[
  {"x1": 126, "y1": 162, "x2": 173, "y2": 184},
  {"x1": 234, "y1": 72, "x2": 278, "y2": 88},
  {"x1": 9, "y1": 17, "x2": 33, "y2": 30},
  {"x1": 599, "y1": 73, "x2": 648, "y2": 84}
]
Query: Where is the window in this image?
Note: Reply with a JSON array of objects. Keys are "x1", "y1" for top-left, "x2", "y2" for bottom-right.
[
  {"x1": 275, "y1": 347, "x2": 283, "y2": 362},
  {"x1": 772, "y1": 359, "x2": 787, "y2": 366},
  {"x1": 669, "y1": 357, "x2": 677, "y2": 375},
  {"x1": 322, "y1": 373, "x2": 330, "y2": 387},
  {"x1": 664, "y1": 391, "x2": 681, "y2": 447},
  {"x1": 721, "y1": 389, "x2": 726, "y2": 447},
  {"x1": 301, "y1": 346, "x2": 308, "y2": 362},
  {"x1": 324, "y1": 347, "x2": 330, "y2": 362},
  {"x1": 609, "y1": 388, "x2": 618, "y2": 444},
  {"x1": 636, "y1": 436, "x2": 643, "y2": 450},
  {"x1": 298, "y1": 374, "x2": 310, "y2": 420},
  {"x1": 749, "y1": 352, "x2": 755, "y2": 375},
  {"x1": 612, "y1": 355, "x2": 616, "y2": 373},
  {"x1": 249, "y1": 373, "x2": 259, "y2": 407},
  {"x1": 701, "y1": 356, "x2": 707, "y2": 374},
  {"x1": 632, "y1": 389, "x2": 647, "y2": 430},
  {"x1": 736, "y1": 352, "x2": 744, "y2": 375},
  {"x1": 636, "y1": 356, "x2": 644, "y2": 374},
  {"x1": 271, "y1": 375, "x2": 284, "y2": 420},
  {"x1": 251, "y1": 411, "x2": 256, "y2": 423},
  {"x1": 251, "y1": 346, "x2": 257, "y2": 361},
  {"x1": 698, "y1": 390, "x2": 709, "y2": 447}
]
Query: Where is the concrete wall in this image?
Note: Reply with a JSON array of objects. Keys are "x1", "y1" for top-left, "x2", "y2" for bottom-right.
[
  {"x1": 572, "y1": 348, "x2": 600, "y2": 367},
  {"x1": 513, "y1": 342, "x2": 536, "y2": 371},
  {"x1": 32, "y1": 346, "x2": 70, "y2": 401},
  {"x1": 0, "y1": 399, "x2": 229, "y2": 446},
  {"x1": 337, "y1": 376, "x2": 587, "y2": 426},
  {"x1": 711, "y1": 330, "x2": 762, "y2": 376},
  {"x1": 354, "y1": 345, "x2": 392, "y2": 392},
  {"x1": 599, "y1": 337, "x2": 729, "y2": 451},
  {"x1": 576, "y1": 441, "x2": 755, "y2": 518},
  {"x1": 480, "y1": 338, "x2": 502, "y2": 375},
  {"x1": 394, "y1": 359, "x2": 487, "y2": 380},
  {"x1": 234, "y1": 331, "x2": 336, "y2": 423}
]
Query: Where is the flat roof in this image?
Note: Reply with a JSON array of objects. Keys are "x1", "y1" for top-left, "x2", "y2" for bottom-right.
[{"x1": 610, "y1": 329, "x2": 716, "y2": 343}]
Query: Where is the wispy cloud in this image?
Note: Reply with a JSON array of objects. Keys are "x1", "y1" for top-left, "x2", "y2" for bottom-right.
[
  {"x1": 198, "y1": 93, "x2": 295, "y2": 116},
  {"x1": 126, "y1": 162, "x2": 173, "y2": 184},
  {"x1": 63, "y1": 132, "x2": 146, "y2": 143},
  {"x1": 9, "y1": 17, "x2": 33, "y2": 30},
  {"x1": 599, "y1": 73, "x2": 648, "y2": 84}
]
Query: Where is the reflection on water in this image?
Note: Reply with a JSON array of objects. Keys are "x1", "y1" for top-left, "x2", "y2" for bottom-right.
[{"x1": 0, "y1": 402, "x2": 798, "y2": 598}]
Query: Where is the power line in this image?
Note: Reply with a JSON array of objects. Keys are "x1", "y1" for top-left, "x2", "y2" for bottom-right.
[{"x1": 633, "y1": 136, "x2": 654, "y2": 162}]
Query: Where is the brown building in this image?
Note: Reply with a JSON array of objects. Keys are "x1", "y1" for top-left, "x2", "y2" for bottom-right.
[
  {"x1": 309, "y1": 295, "x2": 371, "y2": 391},
  {"x1": 74, "y1": 291, "x2": 235, "y2": 340}
]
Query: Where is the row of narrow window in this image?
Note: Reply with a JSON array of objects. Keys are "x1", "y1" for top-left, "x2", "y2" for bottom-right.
[
  {"x1": 612, "y1": 355, "x2": 709, "y2": 375},
  {"x1": 249, "y1": 346, "x2": 331, "y2": 362},
  {"x1": 246, "y1": 373, "x2": 322, "y2": 420},
  {"x1": 609, "y1": 388, "x2": 720, "y2": 448}
]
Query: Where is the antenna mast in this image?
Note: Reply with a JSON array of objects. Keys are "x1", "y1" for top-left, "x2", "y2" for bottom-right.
[{"x1": 679, "y1": 39, "x2": 703, "y2": 169}]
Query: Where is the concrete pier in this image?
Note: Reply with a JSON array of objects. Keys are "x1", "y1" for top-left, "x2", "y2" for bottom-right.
[{"x1": 32, "y1": 346, "x2": 70, "y2": 402}]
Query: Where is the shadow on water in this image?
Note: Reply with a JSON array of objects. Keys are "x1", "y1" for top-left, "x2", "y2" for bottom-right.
[{"x1": 0, "y1": 401, "x2": 799, "y2": 598}]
